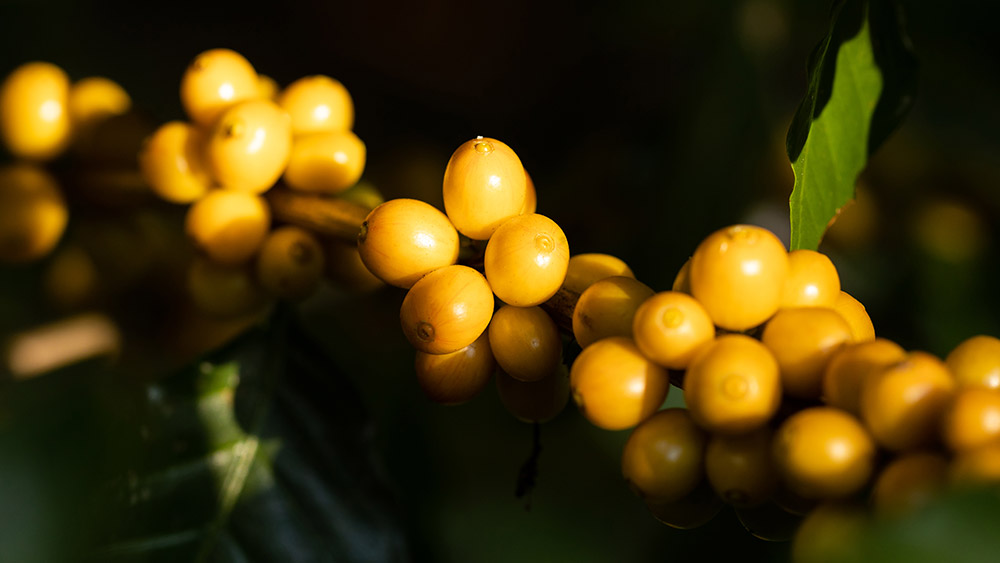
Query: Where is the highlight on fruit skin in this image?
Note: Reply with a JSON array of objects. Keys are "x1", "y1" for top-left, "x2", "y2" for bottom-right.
[
  {"x1": 830, "y1": 290, "x2": 876, "y2": 343},
  {"x1": 562, "y1": 252, "x2": 635, "y2": 295},
  {"x1": 184, "y1": 189, "x2": 271, "y2": 265},
  {"x1": 205, "y1": 99, "x2": 292, "y2": 194},
  {"x1": 139, "y1": 121, "x2": 212, "y2": 204},
  {"x1": 442, "y1": 136, "x2": 527, "y2": 240},
  {"x1": 488, "y1": 305, "x2": 561, "y2": 383},
  {"x1": 632, "y1": 290, "x2": 714, "y2": 371},
  {"x1": 277, "y1": 74, "x2": 354, "y2": 135},
  {"x1": 415, "y1": 331, "x2": 495, "y2": 405},
  {"x1": 946, "y1": 334, "x2": 1000, "y2": 389},
  {"x1": 0, "y1": 61, "x2": 71, "y2": 161},
  {"x1": 399, "y1": 264, "x2": 494, "y2": 355},
  {"x1": 283, "y1": 130, "x2": 366, "y2": 193},
  {"x1": 484, "y1": 212, "x2": 569, "y2": 307},
  {"x1": 780, "y1": 249, "x2": 840, "y2": 308},
  {"x1": 180, "y1": 48, "x2": 260, "y2": 127},
  {"x1": 0, "y1": 163, "x2": 68, "y2": 263}
]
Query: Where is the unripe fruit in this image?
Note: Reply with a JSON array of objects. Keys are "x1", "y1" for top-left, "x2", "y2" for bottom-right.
[
  {"x1": 496, "y1": 364, "x2": 570, "y2": 423},
  {"x1": 572, "y1": 276, "x2": 654, "y2": 349},
  {"x1": 830, "y1": 290, "x2": 876, "y2": 343},
  {"x1": 415, "y1": 331, "x2": 495, "y2": 405},
  {"x1": 0, "y1": 61, "x2": 71, "y2": 160},
  {"x1": 283, "y1": 130, "x2": 366, "y2": 193},
  {"x1": 277, "y1": 75, "x2": 354, "y2": 135},
  {"x1": 569, "y1": 337, "x2": 669, "y2": 431},
  {"x1": 484, "y1": 213, "x2": 569, "y2": 307},
  {"x1": 632, "y1": 291, "x2": 714, "y2": 370},
  {"x1": 180, "y1": 48, "x2": 259, "y2": 127},
  {"x1": 488, "y1": 305, "x2": 561, "y2": 382},
  {"x1": 622, "y1": 408, "x2": 706, "y2": 503},
  {"x1": 399, "y1": 265, "x2": 494, "y2": 355},
  {"x1": 870, "y1": 451, "x2": 948, "y2": 517},
  {"x1": 705, "y1": 427, "x2": 778, "y2": 508},
  {"x1": 690, "y1": 224, "x2": 788, "y2": 331},
  {"x1": 184, "y1": 190, "x2": 270, "y2": 265},
  {"x1": 822, "y1": 338, "x2": 907, "y2": 415},
  {"x1": 562, "y1": 253, "x2": 635, "y2": 295},
  {"x1": 442, "y1": 137, "x2": 526, "y2": 240},
  {"x1": 357, "y1": 198, "x2": 459, "y2": 288},
  {"x1": 780, "y1": 249, "x2": 840, "y2": 308},
  {"x1": 187, "y1": 256, "x2": 269, "y2": 317},
  {"x1": 205, "y1": 99, "x2": 292, "y2": 193},
  {"x1": 941, "y1": 387, "x2": 1000, "y2": 452},
  {"x1": 0, "y1": 164, "x2": 68, "y2": 263},
  {"x1": 760, "y1": 307, "x2": 853, "y2": 399},
  {"x1": 255, "y1": 226, "x2": 325, "y2": 300},
  {"x1": 139, "y1": 121, "x2": 212, "y2": 204},
  {"x1": 946, "y1": 335, "x2": 1000, "y2": 389}
]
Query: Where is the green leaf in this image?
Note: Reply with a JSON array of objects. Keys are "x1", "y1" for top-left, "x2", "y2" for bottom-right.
[{"x1": 787, "y1": 0, "x2": 917, "y2": 250}]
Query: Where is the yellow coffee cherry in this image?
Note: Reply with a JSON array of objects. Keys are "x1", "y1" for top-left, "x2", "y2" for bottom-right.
[
  {"x1": 632, "y1": 291, "x2": 714, "y2": 370},
  {"x1": 488, "y1": 305, "x2": 561, "y2": 383},
  {"x1": 415, "y1": 331, "x2": 495, "y2": 405},
  {"x1": 870, "y1": 451, "x2": 949, "y2": 518},
  {"x1": 0, "y1": 164, "x2": 68, "y2": 262},
  {"x1": 138, "y1": 121, "x2": 213, "y2": 204},
  {"x1": 205, "y1": 99, "x2": 292, "y2": 193},
  {"x1": 780, "y1": 249, "x2": 840, "y2": 308},
  {"x1": 569, "y1": 336, "x2": 669, "y2": 431},
  {"x1": 283, "y1": 130, "x2": 365, "y2": 193},
  {"x1": 442, "y1": 136, "x2": 527, "y2": 240},
  {"x1": 949, "y1": 442, "x2": 1000, "y2": 487},
  {"x1": 830, "y1": 290, "x2": 876, "y2": 343},
  {"x1": 338, "y1": 180, "x2": 385, "y2": 211},
  {"x1": 184, "y1": 190, "x2": 271, "y2": 265},
  {"x1": 399, "y1": 265, "x2": 494, "y2": 355},
  {"x1": 860, "y1": 351, "x2": 957, "y2": 451},
  {"x1": 276, "y1": 75, "x2": 354, "y2": 135},
  {"x1": 357, "y1": 198, "x2": 459, "y2": 289},
  {"x1": 180, "y1": 48, "x2": 259, "y2": 127},
  {"x1": 705, "y1": 427, "x2": 778, "y2": 508},
  {"x1": 187, "y1": 256, "x2": 270, "y2": 317},
  {"x1": 496, "y1": 364, "x2": 570, "y2": 423},
  {"x1": 622, "y1": 408, "x2": 706, "y2": 503},
  {"x1": 772, "y1": 407, "x2": 876, "y2": 500},
  {"x1": 0, "y1": 61, "x2": 71, "y2": 160},
  {"x1": 671, "y1": 258, "x2": 692, "y2": 294},
  {"x1": 255, "y1": 225, "x2": 324, "y2": 300},
  {"x1": 791, "y1": 503, "x2": 868, "y2": 563},
  {"x1": 645, "y1": 483, "x2": 724, "y2": 530},
  {"x1": 760, "y1": 307, "x2": 853, "y2": 399},
  {"x1": 684, "y1": 334, "x2": 781, "y2": 435},
  {"x1": 941, "y1": 387, "x2": 1000, "y2": 452},
  {"x1": 562, "y1": 253, "x2": 635, "y2": 295},
  {"x1": 822, "y1": 338, "x2": 907, "y2": 415},
  {"x1": 521, "y1": 170, "x2": 537, "y2": 215},
  {"x1": 67, "y1": 76, "x2": 131, "y2": 137},
  {"x1": 256, "y1": 74, "x2": 279, "y2": 101},
  {"x1": 323, "y1": 238, "x2": 385, "y2": 293},
  {"x1": 572, "y1": 276, "x2": 654, "y2": 349},
  {"x1": 690, "y1": 224, "x2": 789, "y2": 331},
  {"x1": 947, "y1": 335, "x2": 1000, "y2": 389},
  {"x1": 484, "y1": 213, "x2": 569, "y2": 307}
]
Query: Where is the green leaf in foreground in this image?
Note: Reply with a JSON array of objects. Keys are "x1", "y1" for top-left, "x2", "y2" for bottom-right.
[{"x1": 786, "y1": 0, "x2": 917, "y2": 250}]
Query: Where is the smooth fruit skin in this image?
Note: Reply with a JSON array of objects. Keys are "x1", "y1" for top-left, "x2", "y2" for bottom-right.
[
  {"x1": 941, "y1": 387, "x2": 1000, "y2": 452},
  {"x1": 572, "y1": 276, "x2": 654, "y2": 349},
  {"x1": 357, "y1": 198, "x2": 459, "y2": 289},
  {"x1": 68, "y1": 76, "x2": 131, "y2": 137},
  {"x1": 255, "y1": 226, "x2": 325, "y2": 300},
  {"x1": 684, "y1": 334, "x2": 782, "y2": 435},
  {"x1": 323, "y1": 238, "x2": 385, "y2": 293},
  {"x1": 283, "y1": 130, "x2": 366, "y2": 193},
  {"x1": 949, "y1": 442, "x2": 1000, "y2": 486},
  {"x1": 822, "y1": 338, "x2": 907, "y2": 415},
  {"x1": 870, "y1": 452, "x2": 948, "y2": 517},
  {"x1": 399, "y1": 265, "x2": 494, "y2": 355},
  {"x1": 569, "y1": 336, "x2": 669, "y2": 431},
  {"x1": 442, "y1": 137, "x2": 526, "y2": 240},
  {"x1": 180, "y1": 48, "x2": 259, "y2": 127},
  {"x1": 622, "y1": 408, "x2": 706, "y2": 503},
  {"x1": 184, "y1": 190, "x2": 271, "y2": 265},
  {"x1": 496, "y1": 364, "x2": 570, "y2": 423},
  {"x1": 521, "y1": 170, "x2": 537, "y2": 215},
  {"x1": 205, "y1": 99, "x2": 292, "y2": 193},
  {"x1": 0, "y1": 164, "x2": 68, "y2": 263},
  {"x1": 947, "y1": 335, "x2": 1000, "y2": 389},
  {"x1": 276, "y1": 75, "x2": 354, "y2": 135},
  {"x1": 0, "y1": 62, "x2": 71, "y2": 160},
  {"x1": 187, "y1": 256, "x2": 269, "y2": 317},
  {"x1": 860, "y1": 351, "x2": 957, "y2": 451},
  {"x1": 139, "y1": 121, "x2": 212, "y2": 204},
  {"x1": 415, "y1": 331, "x2": 495, "y2": 405},
  {"x1": 562, "y1": 253, "x2": 635, "y2": 295},
  {"x1": 760, "y1": 307, "x2": 853, "y2": 399},
  {"x1": 488, "y1": 305, "x2": 561, "y2": 382},
  {"x1": 780, "y1": 249, "x2": 840, "y2": 308},
  {"x1": 772, "y1": 407, "x2": 876, "y2": 500},
  {"x1": 690, "y1": 224, "x2": 789, "y2": 331},
  {"x1": 256, "y1": 74, "x2": 279, "y2": 101},
  {"x1": 671, "y1": 258, "x2": 692, "y2": 294},
  {"x1": 705, "y1": 427, "x2": 778, "y2": 508},
  {"x1": 484, "y1": 213, "x2": 569, "y2": 307},
  {"x1": 632, "y1": 291, "x2": 714, "y2": 370},
  {"x1": 831, "y1": 290, "x2": 876, "y2": 343}
]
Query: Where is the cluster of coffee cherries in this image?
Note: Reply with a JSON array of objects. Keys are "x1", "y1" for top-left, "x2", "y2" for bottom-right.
[{"x1": 139, "y1": 48, "x2": 373, "y2": 315}]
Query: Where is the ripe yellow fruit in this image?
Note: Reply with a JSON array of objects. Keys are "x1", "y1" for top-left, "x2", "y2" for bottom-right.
[
  {"x1": 780, "y1": 249, "x2": 840, "y2": 308},
  {"x1": 760, "y1": 307, "x2": 853, "y2": 399},
  {"x1": 562, "y1": 253, "x2": 635, "y2": 295},
  {"x1": 442, "y1": 137, "x2": 526, "y2": 240},
  {"x1": 572, "y1": 276, "x2": 654, "y2": 349},
  {"x1": 705, "y1": 427, "x2": 778, "y2": 508},
  {"x1": 690, "y1": 224, "x2": 788, "y2": 331},
  {"x1": 950, "y1": 442, "x2": 1000, "y2": 486},
  {"x1": 870, "y1": 452, "x2": 948, "y2": 517},
  {"x1": 496, "y1": 364, "x2": 570, "y2": 423},
  {"x1": 0, "y1": 164, "x2": 68, "y2": 262},
  {"x1": 684, "y1": 334, "x2": 781, "y2": 434},
  {"x1": 283, "y1": 130, "x2": 366, "y2": 193},
  {"x1": 484, "y1": 213, "x2": 569, "y2": 307},
  {"x1": 415, "y1": 331, "x2": 495, "y2": 405},
  {"x1": 569, "y1": 336, "x2": 669, "y2": 431},
  {"x1": 357, "y1": 198, "x2": 459, "y2": 289},
  {"x1": 276, "y1": 75, "x2": 354, "y2": 135},
  {"x1": 138, "y1": 121, "x2": 213, "y2": 204},
  {"x1": 830, "y1": 290, "x2": 876, "y2": 343},
  {"x1": 399, "y1": 265, "x2": 494, "y2": 355},
  {"x1": 632, "y1": 291, "x2": 714, "y2": 370},
  {"x1": 0, "y1": 61, "x2": 71, "y2": 160},
  {"x1": 256, "y1": 74, "x2": 279, "y2": 101},
  {"x1": 187, "y1": 256, "x2": 269, "y2": 317},
  {"x1": 622, "y1": 408, "x2": 706, "y2": 503},
  {"x1": 488, "y1": 305, "x2": 561, "y2": 382},
  {"x1": 205, "y1": 99, "x2": 292, "y2": 193},
  {"x1": 941, "y1": 387, "x2": 1000, "y2": 452},
  {"x1": 180, "y1": 48, "x2": 259, "y2": 127},
  {"x1": 947, "y1": 335, "x2": 1000, "y2": 389},
  {"x1": 255, "y1": 226, "x2": 325, "y2": 300},
  {"x1": 68, "y1": 76, "x2": 131, "y2": 139},
  {"x1": 822, "y1": 338, "x2": 907, "y2": 414},
  {"x1": 184, "y1": 190, "x2": 271, "y2": 265},
  {"x1": 772, "y1": 407, "x2": 876, "y2": 499},
  {"x1": 671, "y1": 258, "x2": 692, "y2": 294},
  {"x1": 521, "y1": 170, "x2": 537, "y2": 215}
]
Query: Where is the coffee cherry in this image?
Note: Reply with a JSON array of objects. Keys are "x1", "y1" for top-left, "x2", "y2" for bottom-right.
[
  {"x1": 790, "y1": 503, "x2": 868, "y2": 563},
  {"x1": 562, "y1": 253, "x2": 635, "y2": 295},
  {"x1": 760, "y1": 307, "x2": 853, "y2": 399},
  {"x1": 946, "y1": 335, "x2": 1000, "y2": 389},
  {"x1": 690, "y1": 224, "x2": 789, "y2": 331},
  {"x1": 870, "y1": 451, "x2": 948, "y2": 517},
  {"x1": 184, "y1": 190, "x2": 271, "y2": 265},
  {"x1": 67, "y1": 76, "x2": 131, "y2": 138},
  {"x1": 484, "y1": 213, "x2": 569, "y2": 307},
  {"x1": 941, "y1": 387, "x2": 1000, "y2": 452},
  {"x1": 255, "y1": 226, "x2": 325, "y2": 300},
  {"x1": 43, "y1": 245, "x2": 99, "y2": 310},
  {"x1": 187, "y1": 256, "x2": 269, "y2": 317},
  {"x1": 622, "y1": 408, "x2": 706, "y2": 503},
  {"x1": 276, "y1": 75, "x2": 354, "y2": 135},
  {"x1": 496, "y1": 364, "x2": 570, "y2": 423},
  {"x1": 139, "y1": 121, "x2": 212, "y2": 204},
  {"x1": 671, "y1": 258, "x2": 692, "y2": 294},
  {"x1": 357, "y1": 198, "x2": 459, "y2": 289},
  {"x1": 772, "y1": 407, "x2": 876, "y2": 499},
  {"x1": 705, "y1": 427, "x2": 778, "y2": 508},
  {"x1": 205, "y1": 99, "x2": 292, "y2": 193},
  {"x1": 323, "y1": 238, "x2": 384, "y2": 293},
  {"x1": 415, "y1": 331, "x2": 495, "y2": 405},
  {"x1": 780, "y1": 249, "x2": 840, "y2": 308},
  {"x1": 442, "y1": 137, "x2": 526, "y2": 240},
  {"x1": 488, "y1": 305, "x2": 561, "y2": 382},
  {"x1": 684, "y1": 334, "x2": 781, "y2": 434},
  {"x1": 399, "y1": 265, "x2": 494, "y2": 355},
  {"x1": 569, "y1": 336, "x2": 669, "y2": 431},
  {"x1": 283, "y1": 130, "x2": 366, "y2": 193},
  {"x1": 572, "y1": 276, "x2": 654, "y2": 349},
  {"x1": 180, "y1": 48, "x2": 259, "y2": 127},
  {"x1": 0, "y1": 61, "x2": 71, "y2": 160},
  {"x1": 949, "y1": 442, "x2": 1000, "y2": 486},
  {"x1": 0, "y1": 164, "x2": 67, "y2": 263},
  {"x1": 257, "y1": 74, "x2": 279, "y2": 101},
  {"x1": 645, "y1": 482, "x2": 724, "y2": 530},
  {"x1": 521, "y1": 170, "x2": 537, "y2": 215},
  {"x1": 338, "y1": 180, "x2": 385, "y2": 211},
  {"x1": 830, "y1": 290, "x2": 876, "y2": 343},
  {"x1": 632, "y1": 291, "x2": 714, "y2": 370},
  {"x1": 822, "y1": 338, "x2": 906, "y2": 415}
]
